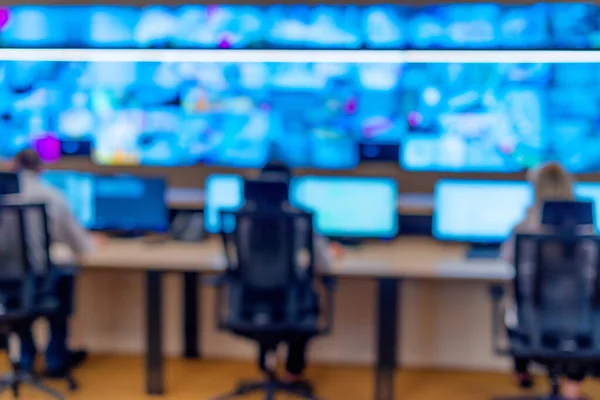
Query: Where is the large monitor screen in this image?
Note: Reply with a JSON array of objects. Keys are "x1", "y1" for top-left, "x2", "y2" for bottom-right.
[
  {"x1": 290, "y1": 176, "x2": 398, "y2": 238},
  {"x1": 0, "y1": 60, "x2": 372, "y2": 168},
  {"x1": 433, "y1": 180, "x2": 532, "y2": 243},
  {"x1": 2, "y1": 4, "x2": 599, "y2": 50},
  {"x1": 401, "y1": 63, "x2": 549, "y2": 172},
  {"x1": 545, "y1": 64, "x2": 600, "y2": 173}
]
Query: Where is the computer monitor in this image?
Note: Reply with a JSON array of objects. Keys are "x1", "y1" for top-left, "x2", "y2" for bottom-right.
[
  {"x1": 433, "y1": 180, "x2": 532, "y2": 243},
  {"x1": 573, "y1": 183, "x2": 600, "y2": 232},
  {"x1": 0, "y1": 172, "x2": 20, "y2": 196},
  {"x1": 290, "y1": 176, "x2": 398, "y2": 238},
  {"x1": 41, "y1": 170, "x2": 95, "y2": 228},
  {"x1": 92, "y1": 175, "x2": 168, "y2": 232},
  {"x1": 203, "y1": 174, "x2": 244, "y2": 234}
]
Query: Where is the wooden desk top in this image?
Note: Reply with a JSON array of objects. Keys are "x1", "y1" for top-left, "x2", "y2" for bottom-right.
[{"x1": 58, "y1": 237, "x2": 512, "y2": 281}]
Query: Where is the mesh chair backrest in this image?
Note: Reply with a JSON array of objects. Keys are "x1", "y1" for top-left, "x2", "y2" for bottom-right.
[
  {"x1": 0, "y1": 203, "x2": 51, "y2": 282},
  {"x1": 515, "y1": 233, "x2": 600, "y2": 342},
  {"x1": 224, "y1": 209, "x2": 313, "y2": 291}
]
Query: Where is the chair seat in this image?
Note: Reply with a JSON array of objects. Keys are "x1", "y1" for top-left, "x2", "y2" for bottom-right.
[
  {"x1": 507, "y1": 321, "x2": 600, "y2": 362},
  {"x1": 225, "y1": 314, "x2": 320, "y2": 341},
  {"x1": 0, "y1": 296, "x2": 60, "y2": 329}
]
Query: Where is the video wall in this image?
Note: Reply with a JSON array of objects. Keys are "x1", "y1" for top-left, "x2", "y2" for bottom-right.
[
  {"x1": 1, "y1": 4, "x2": 600, "y2": 173},
  {"x1": 1, "y1": 4, "x2": 599, "y2": 49}
]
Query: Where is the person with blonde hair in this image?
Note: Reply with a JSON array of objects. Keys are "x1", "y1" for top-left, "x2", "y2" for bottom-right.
[{"x1": 501, "y1": 162, "x2": 592, "y2": 400}]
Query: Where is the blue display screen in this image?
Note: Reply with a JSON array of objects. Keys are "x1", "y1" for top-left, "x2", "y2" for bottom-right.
[
  {"x1": 290, "y1": 176, "x2": 398, "y2": 238},
  {"x1": 402, "y1": 62, "x2": 556, "y2": 172},
  {"x1": 0, "y1": 4, "x2": 598, "y2": 49},
  {"x1": 434, "y1": 180, "x2": 600, "y2": 243},
  {"x1": 433, "y1": 180, "x2": 532, "y2": 243},
  {"x1": 41, "y1": 170, "x2": 168, "y2": 232},
  {"x1": 204, "y1": 174, "x2": 398, "y2": 237},
  {"x1": 203, "y1": 174, "x2": 244, "y2": 234},
  {"x1": 0, "y1": 60, "x2": 391, "y2": 168},
  {"x1": 573, "y1": 183, "x2": 600, "y2": 232}
]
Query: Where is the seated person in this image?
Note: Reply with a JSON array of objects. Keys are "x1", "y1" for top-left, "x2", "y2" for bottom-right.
[
  {"x1": 239, "y1": 160, "x2": 340, "y2": 384},
  {"x1": 501, "y1": 162, "x2": 595, "y2": 400},
  {"x1": 1, "y1": 149, "x2": 101, "y2": 377}
]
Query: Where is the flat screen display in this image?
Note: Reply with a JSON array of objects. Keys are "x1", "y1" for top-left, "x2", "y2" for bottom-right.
[
  {"x1": 203, "y1": 174, "x2": 244, "y2": 233},
  {"x1": 0, "y1": 60, "x2": 387, "y2": 168},
  {"x1": 434, "y1": 180, "x2": 600, "y2": 243},
  {"x1": 401, "y1": 62, "x2": 549, "y2": 172},
  {"x1": 433, "y1": 180, "x2": 532, "y2": 243},
  {"x1": 290, "y1": 176, "x2": 398, "y2": 238},
  {"x1": 2, "y1": 4, "x2": 598, "y2": 49},
  {"x1": 93, "y1": 175, "x2": 168, "y2": 232},
  {"x1": 41, "y1": 170, "x2": 168, "y2": 232}
]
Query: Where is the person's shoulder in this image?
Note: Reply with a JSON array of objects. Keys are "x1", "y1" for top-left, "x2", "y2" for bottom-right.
[
  {"x1": 25, "y1": 180, "x2": 69, "y2": 208},
  {"x1": 514, "y1": 207, "x2": 541, "y2": 233}
]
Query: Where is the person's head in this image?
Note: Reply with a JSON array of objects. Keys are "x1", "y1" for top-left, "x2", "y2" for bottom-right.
[
  {"x1": 13, "y1": 149, "x2": 43, "y2": 174},
  {"x1": 244, "y1": 179, "x2": 289, "y2": 210},
  {"x1": 528, "y1": 162, "x2": 574, "y2": 207},
  {"x1": 259, "y1": 160, "x2": 291, "y2": 184},
  {"x1": 259, "y1": 142, "x2": 292, "y2": 183}
]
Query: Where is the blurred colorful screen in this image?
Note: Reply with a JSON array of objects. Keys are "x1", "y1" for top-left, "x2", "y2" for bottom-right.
[{"x1": 0, "y1": 4, "x2": 598, "y2": 49}]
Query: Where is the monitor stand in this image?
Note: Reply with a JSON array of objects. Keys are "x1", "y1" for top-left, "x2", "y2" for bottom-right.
[{"x1": 466, "y1": 243, "x2": 502, "y2": 259}]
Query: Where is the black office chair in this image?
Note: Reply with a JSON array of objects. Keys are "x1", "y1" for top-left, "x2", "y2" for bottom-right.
[
  {"x1": 210, "y1": 208, "x2": 335, "y2": 400},
  {"x1": 0, "y1": 203, "x2": 76, "y2": 399},
  {"x1": 490, "y1": 201, "x2": 600, "y2": 399}
]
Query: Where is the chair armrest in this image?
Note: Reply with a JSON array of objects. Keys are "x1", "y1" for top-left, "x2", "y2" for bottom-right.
[{"x1": 489, "y1": 284, "x2": 511, "y2": 356}]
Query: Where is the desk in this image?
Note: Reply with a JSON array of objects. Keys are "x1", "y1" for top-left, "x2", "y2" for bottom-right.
[{"x1": 56, "y1": 238, "x2": 513, "y2": 399}]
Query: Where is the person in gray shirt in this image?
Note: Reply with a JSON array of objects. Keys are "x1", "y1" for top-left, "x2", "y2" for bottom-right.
[{"x1": 2, "y1": 149, "x2": 96, "y2": 377}]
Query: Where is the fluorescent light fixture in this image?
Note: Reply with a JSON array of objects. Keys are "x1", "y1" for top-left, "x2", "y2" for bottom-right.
[{"x1": 0, "y1": 48, "x2": 599, "y2": 63}]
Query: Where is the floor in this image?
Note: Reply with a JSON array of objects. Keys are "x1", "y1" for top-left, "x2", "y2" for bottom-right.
[{"x1": 3, "y1": 356, "x2": 600, "y2": 399}]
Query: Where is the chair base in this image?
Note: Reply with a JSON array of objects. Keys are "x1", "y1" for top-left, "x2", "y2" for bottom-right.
[
  {"x1": 0, "y1": 371, "x2": 67, "y2": 400},
  {"x1": 211, "y1": 377, "x2": 322, "y2": 400}
]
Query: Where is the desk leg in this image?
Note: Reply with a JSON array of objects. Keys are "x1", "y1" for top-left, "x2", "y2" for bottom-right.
[
  {"x1": 183, "y1": 271, "x2": 200, "y2": 359},
  {"x1": 146, "y1": 270, "x2": 164, "y2": 395},
  {"x1": 375, "y1": 278, "x2": 400, "y2": 400}
]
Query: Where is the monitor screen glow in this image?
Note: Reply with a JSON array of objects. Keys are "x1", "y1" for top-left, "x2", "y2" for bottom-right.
[
  {"x1": 290, "y1": 176, "x2": 398, "y2": 238},
  {"x1": 41, "y1": 170, "x2": 168, "y2": 232},
  {"x1": 203, "y1": 174, "x2": 244, "y2": 233},
  {"x1": 433, "y1": 180, "x2": 532, "y2": 243},
  {"x1": 434, "y1": 180, "x2": 600, "y2": 243}
]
